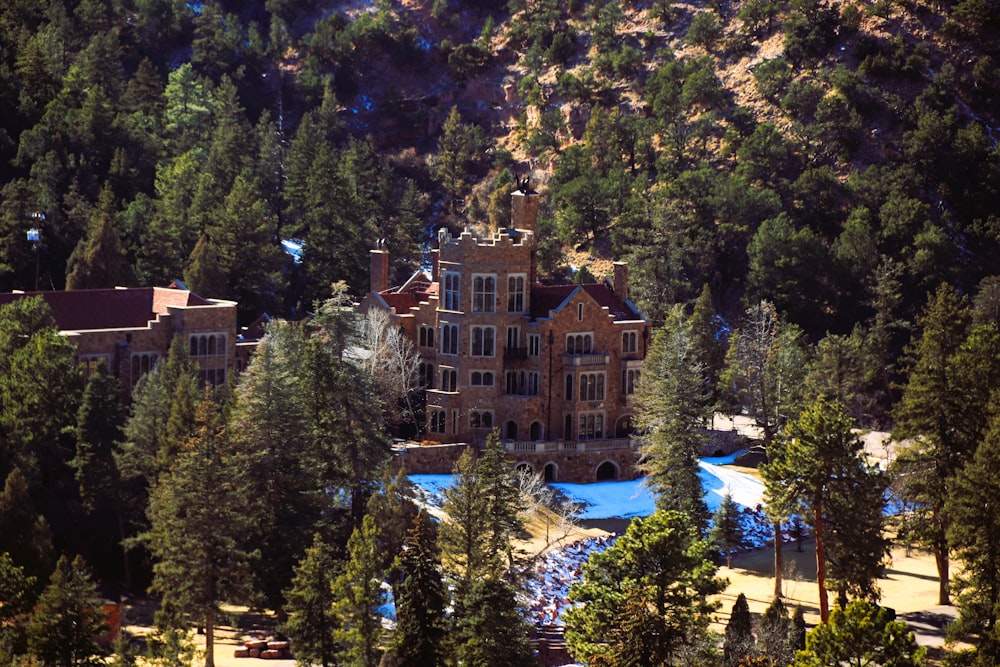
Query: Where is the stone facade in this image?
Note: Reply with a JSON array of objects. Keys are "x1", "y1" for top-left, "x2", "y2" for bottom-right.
[
  {"x1": 0, "y1": 284, "x2": 240, "y2": 400},
  {"x1": 363, "y1": 190, "x2": 652, "y2": 483}
]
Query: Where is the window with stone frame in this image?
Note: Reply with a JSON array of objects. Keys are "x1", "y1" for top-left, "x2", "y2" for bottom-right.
[
  {"x1": 442, "y1": 272, "x2": 461, "y2": 311},
  {"x1": 472, "y1": 274, "x2": 496, "y2": 313},
  {"x1": 471, "y1": 326, "x2": 495, "y2": 356},
  {"x1": 507, "y1": 274, "x2": 526, "y2": 312}
]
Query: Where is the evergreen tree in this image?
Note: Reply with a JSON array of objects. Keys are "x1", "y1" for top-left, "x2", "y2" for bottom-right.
[
  {"x1": 565, "y1": 510, "x2": 726, "y2": 665},
  {"x1": 712, "y1": 493, "x2": 748, "y2": 568},
  {"x1": 891, "y1": 284, "x2": 976, "y2": 605},
  {"x1": 0, "y1": 468, "x2": 54, "y2": 593},
  {"x1": 183, "y1": 232, "x2": 227, "y2": 298},
  {"x1": 945, "y1": 402, "x2": 1000, "y2": 653},
  {"x1": 793, "y1": 600, "x2": 925, "y2": 667},
  {"x1": 333, "y1": 515, "x2": 385, "y2": 667},
  {"x1": 724, "y1": 593, "x2": 755, "y2": 666},
  {"x1": 390, "y1": 510, "x2": 446, "y2": 667},
  {"x1": 117, "y1": 336, "x2": 199, "y2": 491},
  {"x1": 65, "y1": 185, "x2": 133, "y2": 290},
  {"x1": 0, "y1": 552, "x2": 36, "y2": 661},
  {"x1": 229, "y1": 326, "x2": 319, "y2": 611},
  {"x1": 365, "y1": 465, "x2": 419, "y2": 588},
  {"x1": 25, "y1": 555, "x2": 108, "y2": 667},
  {"x1": 281, "y1": 534, "x2": 341, "y2": 667},
  {"x1": 758, "y1": 596, "x2": 792, "y2": 666},
  {"x1": 789, "y1": 604, "x2": 807, "y2": 653},
  {"x1": 71, "y1": 362, "x2": 134, "y2": 587},
  {"x1": 439, "y1": 446, "x2": 490, "y2": 586},
  {"x1": 434, "y1": 105, "x2": 487, "y2": 214},
  {"x1": 478, "y1": 430, "x2": 525, "y2": 573},
  {"x1": 762, "y1": 398, "x2": 888, "y2": 622},
  {"x1": 143, "y1": 393, "x2": 258, "y2": 667},
  {"x1": 453, "y1": 577, "x2": 534, "y2": 667},
  {"x1": 635, "y1": 304, "x2": 711, "y2": 528}
]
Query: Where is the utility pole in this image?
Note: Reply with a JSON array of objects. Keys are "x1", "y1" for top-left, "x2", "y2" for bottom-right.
[{"x1": 26, "y1": 212, "x2": 44, "y2": 291}]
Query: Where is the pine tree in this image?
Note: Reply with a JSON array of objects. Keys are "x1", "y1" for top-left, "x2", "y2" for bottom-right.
[
  {"x1": 478, "y1": 431, "x2": 525, "y2": 573},
  {"x1": 229, "y1": 327, "x2": 319, "y2": 611},
  {"x1": 71, "y1": 362, "x2": 134, "y2": 588},
  {"x1": 891, "y1": 284, "x2": 976, "y2": 606},
  {"x1": 66, "y1": 185, "x2": 133, "y2": 290},
  {"x1": 793, "y1": 600, "x2": 924, "y2": 667},
  {"x1": 0, "y1": 468, "x2": 54, "y2": 592},
  {"x1": 758, "y1": 596, "x2": 792, "y2": 666},
  {"x1": 143, "y1": 393, "x2": 258, "y2": 667},
  {"x1": 118, "y1": 336, "x2": 199, "y2": 491},
  {"x1": 333, "y1": 515, "x2": 385, "y2": 667},
  {"x1": 282, "y1": 534, "x2": 341, "y2": 667},
  {"x1": 365, "y1": 465, "x2": 419, "y2": 588},
  {"x1": 565, "y1": 510, "x2": 726, "y2": 665},
  {"x1": 0, "y1": 552, "x2": 36, "y2": 660},
  {"x1": 762, "y1": 398, "x2": 889, "y2": 622},
  {"x1": 635, "y1": 304, "x2": 711, "y2": 528},
  {"x1": 390, "y1": 510, "x2": 447, "y2": 667},
  {"x1": 712, "y1": 493, "x2": 748, "y2": 568},
  {"x1": 946, "y1": 402, "x2": 1000, "y2": 652},
  {"x1": 453, "y1": 577, "x2": 534, "y2": 667},
  {"x1": 25, "y1": 555, "x2": 108, "y2": 667},
  {"x1": 183, "y1": 232, "x2": 227, "y2": 298},
  {"x1": 724, "y1": 593, "x2": 755, "y2": 666},
  {"x1": 789, "y1": 604, "x2": 806, "y2": 653},
  {"x1": 439, "y1": 446, "x2": 490, "y2": 586}
]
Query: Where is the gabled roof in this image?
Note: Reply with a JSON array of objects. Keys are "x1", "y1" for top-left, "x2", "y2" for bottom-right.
[
  {"x1": 530, "y1": 283, "x2": 642, "y2": 321},
  {"x1": 0, "y1": 287, "x2": 217, "y2": 332}
]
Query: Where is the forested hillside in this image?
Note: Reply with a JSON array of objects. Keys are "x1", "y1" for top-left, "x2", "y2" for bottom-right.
[{"x1": 0, "y1": 0, "x2": 998, "y2": 402}]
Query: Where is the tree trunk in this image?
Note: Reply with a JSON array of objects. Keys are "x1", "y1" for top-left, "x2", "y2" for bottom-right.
[
  {"x1": 773, "y1": 519, "x2": 783, "y2": 598},
  {"x1": 936, "y1": 545, "x2": 951, "y2": 606},
  {"x1": 117, "y1": 510, "x2": 132, "y2": 591},
  {"x1": 814, "y1": 505, "x2": 829, "y2": 623},
  {"x1": 206, "y1": 608, "x2": 215, "y2": 667}
]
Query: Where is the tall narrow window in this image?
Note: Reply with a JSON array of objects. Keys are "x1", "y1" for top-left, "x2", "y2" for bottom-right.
[
  {"x1": 472, "y1": 274, "x2": 496, "y2": 313},
  {"x1": 622, "y1": 369, "x2": 640, "y2": 395},
  {"x1": 441, "y1": 324, "x2": 459, "y2": 355},
  {"x1": 507, "y1": 274, "x2": 526, "y2": 312},
  {"x1": 578, "y1": 302, "x2": 584, "y2": 321},
  {"x1": 442, "y1": 272, "x2": 461, "y2": 311},
  {"x1": 471, "y1": 326, "x2": 495, "y2": 356},
  {"x1": 622, "y1": 330, "x2": 638, "y2": 354},
  {"x1": 528, "y1": 334, "x2": 540, "y2": 356}
]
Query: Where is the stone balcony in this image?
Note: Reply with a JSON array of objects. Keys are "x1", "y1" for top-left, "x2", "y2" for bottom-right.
[
  {"x1": 561, "y1": 352, "x2": 611, "y2": 366},
  {"x1": 504, "y1": 437, "x2": 637, "y2": 453}
]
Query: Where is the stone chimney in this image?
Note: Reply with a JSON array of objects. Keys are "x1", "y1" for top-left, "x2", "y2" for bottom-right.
[
  {"x1": 511, "y1": 188, "x2": 539, "y2": 235},
  {"x1": 370, "y1": 241, "x2": 389, "y2": 294},
  {"x1": 613, "y1": 261, "x2": 628, "y2": 301}
]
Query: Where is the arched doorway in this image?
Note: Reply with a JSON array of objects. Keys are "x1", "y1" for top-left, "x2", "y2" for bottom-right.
[
  {"x1": 530, "y1": 421, "x2": 543, "y2": 441},
  {"x1": 595, "y1": 460, "x2": 618, "y2": 481},
  {"x1": 506, "y1": 420, "x2": 518, "y2": 440},
  {"x1": 515, "y1": 462, "x2": 533, "y2": 475},
  {"x1": 544, "y1": 462, "x2": 557, "y2": 482}
]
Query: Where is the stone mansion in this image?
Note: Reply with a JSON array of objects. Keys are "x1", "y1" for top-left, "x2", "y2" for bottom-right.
[{"x1": 362, "y1": 189, "x2": 652, "y2": 482}]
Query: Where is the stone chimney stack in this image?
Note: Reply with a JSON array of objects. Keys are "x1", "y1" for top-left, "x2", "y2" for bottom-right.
[
  {"x1": 613, "y1": 261, "x2": 628, "y2": 301},
  {"x1": 511, "y1": 186, "x2": 539, "y2": 235},
  {"x1": 370, "y1": 241, "x2": 389, "y2": 294}
]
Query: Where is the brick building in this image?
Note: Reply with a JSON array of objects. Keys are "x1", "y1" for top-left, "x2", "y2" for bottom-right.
[
  {"x1": 362, "y1": 189, "x2": 652, "y2": 482},
  {"x1": 0, "y1": 283, "x2": 241, "y2": 399}
]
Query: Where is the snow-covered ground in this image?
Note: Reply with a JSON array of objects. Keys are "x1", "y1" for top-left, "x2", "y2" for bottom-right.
[
  {"x1": 409, "y1": 453, "x2": 770, "y2": 628},
  {"x1": 409, "y1": 451, "x2": 766, "y2": 521}
]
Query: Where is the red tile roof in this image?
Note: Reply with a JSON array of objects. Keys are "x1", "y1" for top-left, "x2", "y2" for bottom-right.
[{"x1": 0, "y1": 287, "x2": 213, "y2": 331}]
